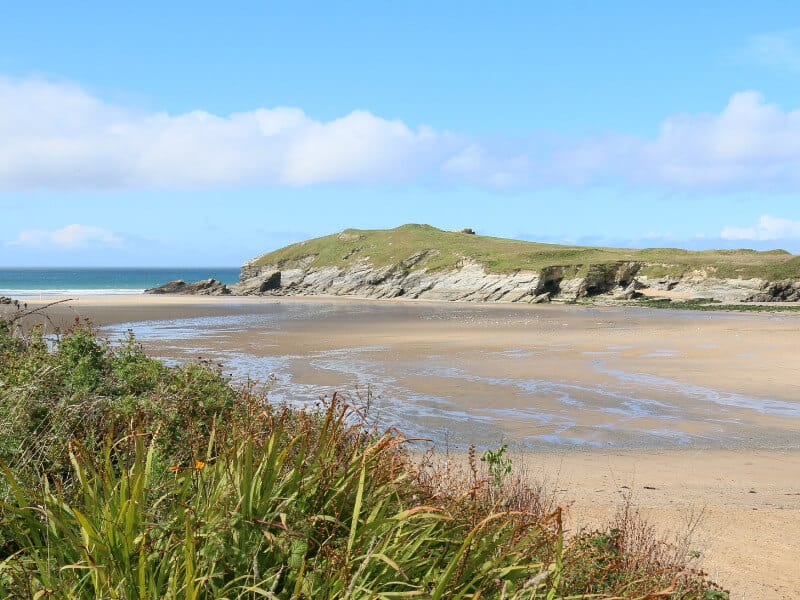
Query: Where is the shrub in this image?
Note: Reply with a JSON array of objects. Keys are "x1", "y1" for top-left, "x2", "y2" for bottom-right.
[{"x1": 0, "y1": 317, "x2": 238, "y2": 497}]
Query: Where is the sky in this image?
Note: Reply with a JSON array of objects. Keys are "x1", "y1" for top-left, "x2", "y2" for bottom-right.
[{"x1": 2, "y1": 1, "x2": 800, "y2": 266}]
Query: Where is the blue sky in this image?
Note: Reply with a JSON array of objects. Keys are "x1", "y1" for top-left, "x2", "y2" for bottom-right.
[{"x1": 2, "y1": 1, "x2": 800, "y2": 266}]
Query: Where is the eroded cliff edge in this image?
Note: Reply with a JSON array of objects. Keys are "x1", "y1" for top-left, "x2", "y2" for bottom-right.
[
  {"x1": 233, "y1": 257, "x2": 800, "y2": 303},
  {"x1": 148, "y1": 225, "x2": 800, "y2": 303}
]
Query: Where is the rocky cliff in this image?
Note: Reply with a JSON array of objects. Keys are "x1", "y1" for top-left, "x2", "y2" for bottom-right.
[
  {"x1": 147, "y1": 225, "x2": 800, "y2": 304},
  {"x1": 232, "y1": 258, "x2": 800, "y2": 303}
]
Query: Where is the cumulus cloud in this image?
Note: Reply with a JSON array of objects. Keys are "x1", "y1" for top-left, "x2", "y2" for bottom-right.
[
  {"x1": 553, "y1": 91, "x2": 800, "y2": 189},
  {"x1": 7, "y1": 224, "x2": 124, "y2": 249},
  {"x1": 0, "y1": 76, "x2": 469, "y2": 189},
  {"x1": 721, "y1": 215, "x2": 800, "y2": 241},
  {"x1": 3, "y1": 75, "x2": 800, "y2": 191}
]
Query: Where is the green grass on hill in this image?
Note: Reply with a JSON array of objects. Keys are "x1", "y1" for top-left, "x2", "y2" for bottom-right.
[{"x1": 250, "y1": 224, "x2": 800, "y2": 280}]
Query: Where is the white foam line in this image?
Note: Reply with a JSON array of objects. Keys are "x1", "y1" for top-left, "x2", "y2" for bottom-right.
[{"x1": 0, "y1": 288, "x2": 145, "y2": 298}]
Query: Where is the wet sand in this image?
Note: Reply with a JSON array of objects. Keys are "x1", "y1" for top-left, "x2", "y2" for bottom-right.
[
  {"x1": 27, "y1": 294, "x2": 800, "y2": 450},
  {"x1": 9, "y1": 295, "x2": 800, "y2": 598}
]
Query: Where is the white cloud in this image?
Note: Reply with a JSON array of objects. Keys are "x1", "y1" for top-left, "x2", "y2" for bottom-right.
[
  {"x1": 721, "y1": 215, "x2": 800, "y2": 241},
  {"x1": 3, "y1": 76, "x2": 800, "y2": 191},
  {"x1": 0, "y1": 76, "x2": 469, "y2": 189},
  {"x1": 741, "y1": 29, "x2": 800, "y2": 72},
  {"x1": 7, "y1": 224, "x2": 123, "y2": 249},
  {"x1": 553, "y1": 91, "x2": 800, "y2": 189}
]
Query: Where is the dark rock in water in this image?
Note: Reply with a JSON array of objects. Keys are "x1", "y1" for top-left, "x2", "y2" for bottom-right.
[{"x1": 145, "y1": 278, "x2": 230, "y2": 296}]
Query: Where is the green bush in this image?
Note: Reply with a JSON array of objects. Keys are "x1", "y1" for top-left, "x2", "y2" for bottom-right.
[{"x1": 0, "y1": 319, "x2": 238, "y2": 496}]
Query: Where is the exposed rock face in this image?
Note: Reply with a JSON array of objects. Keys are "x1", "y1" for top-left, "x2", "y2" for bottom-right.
[
  {"x1": 145, "y1": 279, "x2": 230, "y2": 296},
  {"x1": 146, "y1": 260, "x2": 800, "y2": 304},
  {"x1": 612, "y1": 280, "x2": 645, "y2": 301},
  {"x1": 232, "y1": 260, "x2": 658, "y2": 303},
  {"x1": 745, "y1": 279, "x2": 800, "y2": 302},
  {"x1": 637, "y1": 275, "x2": 775, "y2": 303},
  {"x1": 235, "y1": 270, "x2": 281, "y2": 295},
  {"x1": 229, "y1": 258, "x2": 800, "y2": 304}
]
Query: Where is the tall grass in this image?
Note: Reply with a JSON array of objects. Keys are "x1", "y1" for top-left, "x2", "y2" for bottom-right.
[{"x1": 0, "y1": 309, "x2": 728, "y2": 599}]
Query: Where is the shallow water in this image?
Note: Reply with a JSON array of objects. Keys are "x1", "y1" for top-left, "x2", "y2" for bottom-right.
[{"x1": 101, "y1": 300, "x2": 800, "y2": 450}]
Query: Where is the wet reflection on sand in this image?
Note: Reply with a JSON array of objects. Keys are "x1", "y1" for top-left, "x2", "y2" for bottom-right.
[{"x1": 102, "y1": 300, "x2": 800, "y2": 449}]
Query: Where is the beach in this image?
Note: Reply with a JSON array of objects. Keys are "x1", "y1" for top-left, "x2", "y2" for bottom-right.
[
  {"x1": 8, "y1": 295, "x2": 800, "y2": 598},
  {"x1": 423, "y1": 448, "x2": 800, "y2": 600},
  {"x1": 21, "y1": 294, "x2": 800, "y2": 449}
]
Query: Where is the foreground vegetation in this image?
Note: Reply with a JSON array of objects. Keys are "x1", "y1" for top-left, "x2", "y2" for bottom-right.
[
  {"x1": 250, "y1": 223, "x2": 800, "y2": 280},
  {"x1": 0, "y1": 308, "x2": 728, "y2": 598}
]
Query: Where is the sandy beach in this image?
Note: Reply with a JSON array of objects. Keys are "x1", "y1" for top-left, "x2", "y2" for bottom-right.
[
  {"x1": 7, "y1": 295, "x2": 800, "y2": 598},
  {"x1": 422, "y1": 448, "x2": 800, "y2": 600},
  {"x1": 19, "y1": 294, "x2": 800, "y2": 448}
]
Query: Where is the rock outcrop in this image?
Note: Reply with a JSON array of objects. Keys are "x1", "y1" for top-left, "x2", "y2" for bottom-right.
[
  {"x1": 744, "y1": 279, "x2": 800, "y2": 302},
  {"x1": 143, "y1": 263, "x2": 800, "y2": 304},
  {"x1": 229, "y1": 260, "x2": 620, "y2": 302},
  {"x1": 145, "y1": 279, "x2": 230, "y2": 296},
  {"x1": 143, "y1": 225, "x2": 800, "y2": 304},
  {"x1": 234, "y1": 270, "x2": 281, "y2": 295},
  {"x1": 228, "y1": 259, "x2": 799, "y2": 304}
]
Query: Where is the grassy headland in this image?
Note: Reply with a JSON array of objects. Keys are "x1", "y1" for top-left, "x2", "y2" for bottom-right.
[
  {"x1": 249, "y1": 224, "x2": 800, "y2": 281},
  {"x1": 0, "y1": 307, "x2": 728, "y2": 598}
]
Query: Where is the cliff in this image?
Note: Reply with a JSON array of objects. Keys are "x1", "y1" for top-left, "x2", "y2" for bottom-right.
[
  {"x1": 154, "y1": 225, "x2": 800, "y2": 304},
  {"x1": 235, "y1": 258, "x2": 800, "y2": 303}
]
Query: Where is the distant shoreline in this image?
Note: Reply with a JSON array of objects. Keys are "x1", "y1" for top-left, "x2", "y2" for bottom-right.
[
  {"x1": 7, "y1": 288, "x2": 799, "y2": 316},
  {"x1": 1, "y1": 288, "x2": 146, "y2": 298},
  {"x1": 0, "y1": 266, "x2": 241, "y2": 300}
]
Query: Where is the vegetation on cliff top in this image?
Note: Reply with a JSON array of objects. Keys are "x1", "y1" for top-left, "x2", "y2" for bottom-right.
[
  {"x1": 0, "y1": 308, "x2": 727, "y2": 598},
  {"x1": 249, "y1": 224, "x2": 799, "y2": 280}
]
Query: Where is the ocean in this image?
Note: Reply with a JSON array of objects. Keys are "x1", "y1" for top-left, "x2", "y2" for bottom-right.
[{"x1": 0, "y1": 267, "x2": 241, "y2": 298}]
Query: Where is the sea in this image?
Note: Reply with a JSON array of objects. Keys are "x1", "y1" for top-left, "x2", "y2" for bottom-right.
[{"x1": 0, "y1": 267, "x2": 241, "y2": 299}]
